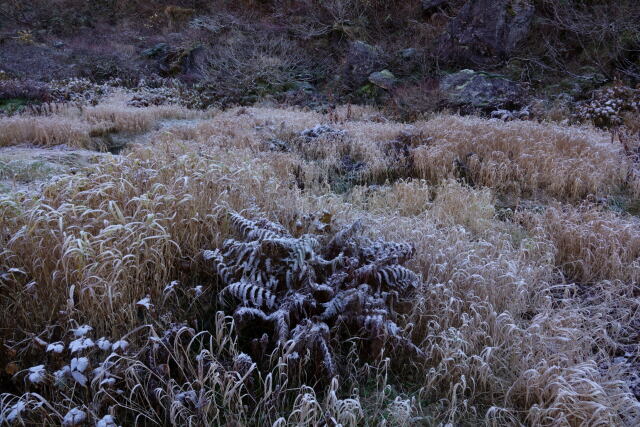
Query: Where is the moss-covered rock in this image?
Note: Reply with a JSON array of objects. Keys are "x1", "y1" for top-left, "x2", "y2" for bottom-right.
[
  {"x1": 439, "y1": 69, "x2": 526, "y2": 111},
  {"x1": 368, "y1": 70, "x2": 398, "y2": 90}
]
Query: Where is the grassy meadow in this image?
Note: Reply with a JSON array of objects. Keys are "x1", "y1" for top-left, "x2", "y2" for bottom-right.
[{"x1": 0, "y1": 96, "x2": 639, "y2": 425}]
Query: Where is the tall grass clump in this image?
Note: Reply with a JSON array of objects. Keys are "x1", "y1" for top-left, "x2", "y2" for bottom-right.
[
  {"x1": 0, "y1": 116, "x2": 90, "y2": 147},
  {"x1": 0, "y1": 93, "x2": 202, "y2": 149},
  {"x1": 177, "y1": 107, "x2": 632, "y2": 202},
  {"x1": 81, "y1": 98, "x2": 197, "y2": 134},
  {"x1": 411, "y1": 115, "x2": 630, "y2": 200},
  {"x1": 521, "y1": 203, "x2": 640, "y2": 284},
  {"x1": 0, "y1": 144, "x2": 305, "y2": 335}
]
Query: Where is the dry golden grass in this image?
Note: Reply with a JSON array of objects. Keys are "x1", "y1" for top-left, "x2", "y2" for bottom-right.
[
  {"x1": 0, "y1": 93, "x2": 201, "y2": 149},
  {"x1": 0, "y1": 116, "x2": 91, "y2": 148},
  {"x1": 411, "y1": 115, "x2": 631, "y2": 200},
  {"x1": 81, "y1": 95, "x2": 197, "y2": 134},
  {"x1": 522, "y1": 203, "x2": 640, "y2": 284},
  {"x1": 156, "y1": 107, "x2": 636, "y2": 201},
  {"x1": 0, "y1": 102, "x2": 639, "y2": 425}
]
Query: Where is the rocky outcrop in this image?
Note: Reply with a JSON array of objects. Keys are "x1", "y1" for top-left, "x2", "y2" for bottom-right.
[
  {"x1": 440, "y1": 69, "x2": 526, "y2": 111},
  {"x1": 447, "y1": 0, "x2": 535, "y2": 61},
  {"x1": 342, "y1": 41, "x2": 387, "y2": 89}
]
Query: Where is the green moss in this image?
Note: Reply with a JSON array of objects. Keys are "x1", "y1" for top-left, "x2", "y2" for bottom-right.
[
  {"x1": 0, "y1": 98, "x2": 29, "y2": 114},
  {"x1": 356, "y1": 83, "x2": 380, "y2": 99}
]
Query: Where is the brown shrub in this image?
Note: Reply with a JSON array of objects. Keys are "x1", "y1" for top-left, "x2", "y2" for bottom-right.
[{"x1": 386, "y1": 79, "x2": 444, "y2": 122}]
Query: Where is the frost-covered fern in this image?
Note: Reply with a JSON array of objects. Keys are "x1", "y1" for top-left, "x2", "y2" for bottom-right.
[{"x1": 203, "y1": 211, "x2": 425, "y2": 380}]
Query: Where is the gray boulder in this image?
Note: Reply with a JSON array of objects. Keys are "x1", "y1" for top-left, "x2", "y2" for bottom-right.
[
  {"x1": 440, "y1": 69, "x2": 526, "y2": 111},
  {"x1": 342, "y1": 41, "x2": 387, "y2": 88},
  {"x1": 400, "y1": 48, "x2": 417, "y2": 61},
  {"x1": 448, "y1": 0, "x2": 534, "y2": 59},
  {"x1": 368, "y1": 70, "x2": 397, "y2": 90}
]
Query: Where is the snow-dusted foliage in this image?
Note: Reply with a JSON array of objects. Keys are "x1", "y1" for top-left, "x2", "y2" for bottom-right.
[
  {"x1": 68, "y1": 337, "x2": 94, "y2": 353},
  {"x1": 27, "y1": 365, "x2": 46, "y2": 384},
  {"x1": 46, "y1": 342, "x2": 64, "y2": 354},
  {"x1": 62, "y1": 407, "x2": 87, "y2": 426},
  {"x1": 97, "y1": 414, "x2": 119, "y2": 427},
  {"x1": 204, "y1": 211, "x2": 425, "y2": 379},
  {"x1": 112, "y1": 339, "x2": 128, "y2": 352},
  {"x1": 71, "y1": 325, "x2": 93, "y2": 338},
  {"x1": 96, "y1": 337, "x2": 112, "y2": 351}
]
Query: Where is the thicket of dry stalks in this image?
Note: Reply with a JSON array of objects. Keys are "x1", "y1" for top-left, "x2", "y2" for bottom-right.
[{"x1": 0, "y1": 100, "x2": 639, "y2": 425}]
